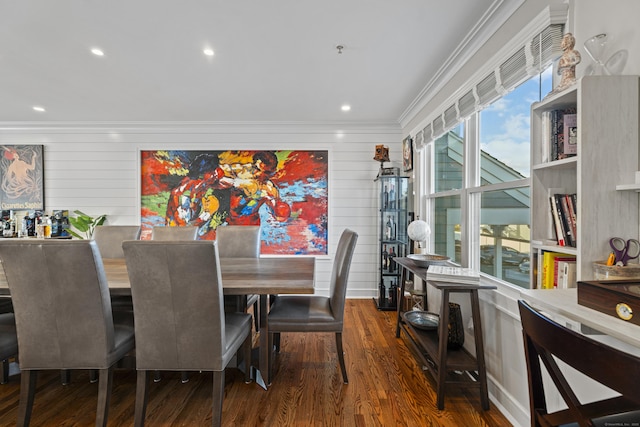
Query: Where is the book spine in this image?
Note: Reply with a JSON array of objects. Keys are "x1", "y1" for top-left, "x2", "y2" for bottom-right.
[
  {"x1": 557, "y1": 194, "x2": 574, "y2": 247},
  {"x1": 565, "y1": 194, "x2": 577, "y2": 247},
  {"x1": 549, "y1": 195, "x2": 566, "y2": 247}
]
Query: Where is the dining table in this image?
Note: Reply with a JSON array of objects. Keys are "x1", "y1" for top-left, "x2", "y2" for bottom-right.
[{"x1": 0, "y1": 255, "x2": 316, "y2": 389}]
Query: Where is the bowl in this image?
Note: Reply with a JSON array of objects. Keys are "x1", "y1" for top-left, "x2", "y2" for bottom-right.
[
  {"x1": 407, "y1": 253, "x2": 450, "y2": 268},
  {"x1": 403, "y1": 311, "x2": 439, "y2": 330}
]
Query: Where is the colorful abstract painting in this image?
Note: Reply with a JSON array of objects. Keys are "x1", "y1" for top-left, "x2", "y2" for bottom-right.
[{"x1": 140, "y1": 150, "x2": 328, "y2": 255}]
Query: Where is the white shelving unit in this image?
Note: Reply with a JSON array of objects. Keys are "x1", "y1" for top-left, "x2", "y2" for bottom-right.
[{"x1": 530, "y1": 75, "x2": 640, "y2": 287}]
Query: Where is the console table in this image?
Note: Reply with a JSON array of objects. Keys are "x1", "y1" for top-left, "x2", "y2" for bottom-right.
[{"x1": 394, "y1": 257, "x2": 496, "y2": 410}]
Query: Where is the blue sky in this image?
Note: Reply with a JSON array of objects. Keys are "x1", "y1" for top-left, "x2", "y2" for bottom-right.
[{"x1": 479, "y1": 68, "x2": 553, "y2": 176}]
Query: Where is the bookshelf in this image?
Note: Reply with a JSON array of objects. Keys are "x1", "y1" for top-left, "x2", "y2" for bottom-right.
[{"x1": 530, "y1": 76, "x2": 640, "y2": 288}]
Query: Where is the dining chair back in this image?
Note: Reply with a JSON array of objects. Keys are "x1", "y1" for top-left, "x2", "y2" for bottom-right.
[
  {"x1": 216, "y1": 225, "x2": 261, "y2": 328},
  {"x1": 215, "y1": 225, "x2": 260, "y2": 257},
  {"x1": 267, "y1": 228, "x2": 358, "y2": 384},
  {"x1": 93, "y1": 225, "x2": 141, "y2": 258},
  {"x1": 0, "y1": 239, "x2": 135, "y2": 427},
  {"x1": 518, "y1": 300, "x2": 640, "y2": 426},
  {"x1": 150, "y1": 225, "x2": 198, "y2": 241},
  {"x1": 122, "y1": 240, "x2": 252, "y2": 427}
]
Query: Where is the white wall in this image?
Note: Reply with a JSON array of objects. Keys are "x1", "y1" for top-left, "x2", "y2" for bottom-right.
[{"x1": 0, "y1": 123, "x2": 402, "y2": 299}]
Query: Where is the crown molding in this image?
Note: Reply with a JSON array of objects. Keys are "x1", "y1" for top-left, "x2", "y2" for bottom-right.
[{"x1": 398, "y1": 0, "x2": 526, "y2": 128}]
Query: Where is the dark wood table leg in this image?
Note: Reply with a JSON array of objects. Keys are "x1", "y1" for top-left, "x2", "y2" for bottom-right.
[
  {"x1": 396, "y1": 266, "x2": 409, "y2": 337},
  {"x1": 436, "y1": 289, "x2": 450, "y2": 410},
  {"x1": 470, "y1": 289, "x2": 490, "y2": 410}
]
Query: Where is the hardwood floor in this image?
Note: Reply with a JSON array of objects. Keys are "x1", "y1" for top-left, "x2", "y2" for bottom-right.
[{"x1": 0, "y1": 299, "x2": 514, "y2": 426}]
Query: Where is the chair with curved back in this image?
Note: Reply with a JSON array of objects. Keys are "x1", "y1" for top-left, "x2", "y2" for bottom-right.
[
  {"x1": 518, "y1": 300, "x2": 640, "y2": 426},
  {"x1": 122, "y1": 240, "x2": 252, "y2": 427},
  {"x1": 267, "y1": 228, "x2": 358, "y2": 384},
  {"x1": 215, "y1": 225, "x2": 261, "y2": 330},
  {"x1": 0, "y1": 240, "x2": 135, "y2": 427},
  {"x1": 150, "y1": 225, "x2": 198, "y2": 241},
  {"x1": 92, "y1": 225, "x2": 141, "y2": 259}
]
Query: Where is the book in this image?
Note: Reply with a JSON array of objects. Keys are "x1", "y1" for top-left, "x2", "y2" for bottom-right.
[
  {"x1": 556, "y1": 259, "x2": 577, "y2": 289},
  {"x1": 564, "y1": 194, "x2": 577, "y2": 247},
  {"x1": 553, "y1": 256, "x2": 576, "y2": 288},
  {"x1": 549, "y1": 195, "x2": 566, "y2": 247},
  {"x1": 563, "y1": 113, "x2": 577, "y2": 156},
  {"x1": 541, "y1": 251, "x2": 566, "y2": 289},
  {"x1": 556, "y1": 194, "x2": 574, "y2": 247},
  {"x1": 426, "y1": 265, "x2": 480, "y2": 285}
]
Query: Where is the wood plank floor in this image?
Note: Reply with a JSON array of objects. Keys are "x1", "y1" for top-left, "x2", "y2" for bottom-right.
[{"x1": 0, "y1": 299, "x2": 514, "y2": 426}]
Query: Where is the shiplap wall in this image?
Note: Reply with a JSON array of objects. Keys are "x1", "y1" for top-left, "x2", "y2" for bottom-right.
[{"x1": 0, "y1": 122, "x2": 403, "y2": 299}]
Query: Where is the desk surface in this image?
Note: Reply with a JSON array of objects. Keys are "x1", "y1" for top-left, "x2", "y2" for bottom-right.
[
  {"x1": 520, "y1": 288, "x2": 640, "y2": 349},
  {"x1": 0, "y1": 257, "x2": 316, "y2": 296}
]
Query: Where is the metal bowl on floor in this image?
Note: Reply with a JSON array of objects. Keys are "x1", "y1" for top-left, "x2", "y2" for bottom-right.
[
  {"x1": 407, "y1": 253, "x2": 450, "y2": 268},
  {"x1": 403, "y1": 311, "x2": 439, "y2": 330}
]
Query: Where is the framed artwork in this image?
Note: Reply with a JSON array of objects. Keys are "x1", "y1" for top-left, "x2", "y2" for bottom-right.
[
  {"x1": 402, "y1": 137, "x2": 413, "y2": 172},
  {"x1": 140, "y1": 150, "x2": 329, "y2": 255},
  {"x1": 0, "y1": 145, "x2": 44, "y2": 210}
]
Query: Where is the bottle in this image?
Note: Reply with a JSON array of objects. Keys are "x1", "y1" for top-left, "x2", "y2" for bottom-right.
[
  {"x1": 385, "y1": 216, "x2": 392, "y2": 240},
  {"x1": 389, "y1": 182, "x2": 396, "y2": 208},
  {"x1": 388, "y1": 246, "x2": 396, "y2": 272},
  {"x1": 382, "y1": 244, "x2": 388, "y2": 271},
  {"x1": 9, "y1": 212, "x2": 16, "y2": 237},
  {"x1": 379, "y1": 281, "x2": 387, "y2": 306},
  {"x1": 383, "y1": 184, "x2": 389, "y2": 209},
  {"x1": 43, "y1": 215, "x2": 52, "y2": 238},
  {"x1": 388, "y1": 216, "x2": 396, "y2": 240},
  {"x1": 390, "y1": 280, "x2": 398, "y2": 307}
]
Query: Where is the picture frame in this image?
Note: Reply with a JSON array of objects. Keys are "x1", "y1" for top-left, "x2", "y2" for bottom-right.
[
  {"x1": 402, "y1": 137, "x2": 413, "y2": 172},
  {"x1": 0, "y1": 145, "x2": 44, "y2": 210}
]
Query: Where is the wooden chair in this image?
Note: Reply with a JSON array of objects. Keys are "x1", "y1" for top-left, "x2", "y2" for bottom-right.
[
  {"x1": 0, "y1": 240, "x2": 135, "y2": 427},
  {"x1": 123, "y1": 240, "x2": 252, "y2": 427},
  {"x1": 216, "y1": 225, "x2": 261, "y2": 330},
  {"x1": 268, "y1": 229, "x2": 358, "y2": 384},
  {"x1": 518, "y1": 300, "x2": 640, "y2": 427}
]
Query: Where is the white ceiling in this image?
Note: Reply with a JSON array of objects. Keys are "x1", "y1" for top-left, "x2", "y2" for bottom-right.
[{"x1": 0, "y1": 0, "x2": 504, "y2": 124}]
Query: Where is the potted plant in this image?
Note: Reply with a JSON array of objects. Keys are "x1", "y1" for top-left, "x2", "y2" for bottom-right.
[{"x1": 67, "y1": 210, "x2": 107, "y2": 239}]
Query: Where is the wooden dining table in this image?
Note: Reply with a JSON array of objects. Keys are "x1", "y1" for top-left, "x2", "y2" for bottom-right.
[{"x1": 0, "y1": 256, "x2": 316, "y2": 388}]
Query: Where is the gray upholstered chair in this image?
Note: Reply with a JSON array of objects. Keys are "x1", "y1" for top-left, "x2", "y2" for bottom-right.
[
  {"x1": 123, "y1": 240, "x2": 252, "y2": 427},
  {"x1": 150, "y1": 225, "x2": 198, "y2": 241},
  {"x1": 216, "y1": 225, "x2": 261, "y2": 329},
  {"x1": 0, "y1": 240, "x2": 135, "y2": 427},
  {"x1": 92, "y1": 225, "x2": 141, "y2": 258},
  {"x1": 92, "y1": 225, "x2": 141, "y2": 316},
  {"x1": 267, "y1": 229, "x2": 358, "y2": 384},
  {"x1": 0, "y1": 311, "x2": 18, "y2": 385}
]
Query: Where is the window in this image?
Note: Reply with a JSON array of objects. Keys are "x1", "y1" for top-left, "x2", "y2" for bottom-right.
[{"x1": 425, "y1": 70, "x2": 551, "y2": 288}]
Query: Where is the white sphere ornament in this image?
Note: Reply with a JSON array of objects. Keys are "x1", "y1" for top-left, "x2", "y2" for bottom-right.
[{"x1": 407, "y1": 220, "x2": 430, "y2": 242}]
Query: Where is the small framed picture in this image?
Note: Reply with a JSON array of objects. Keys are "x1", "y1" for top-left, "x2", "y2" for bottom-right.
[{"x1": 402, "y1": 137, "x2": 413, "y2": 172}]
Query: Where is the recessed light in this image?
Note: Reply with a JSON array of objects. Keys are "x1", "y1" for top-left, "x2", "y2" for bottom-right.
[
  {"x1": 203, "y1": 48, "x2": 215, "y2": 57},
  {"x1": 341, "y1": 105, "x2": 351, "y2": 112},
  {"x1": 91, "y1": 48, "x2": 105, "y2": 56},
  {"x1": 32, "y1": 106, "x2": 45, "y2": 112}
]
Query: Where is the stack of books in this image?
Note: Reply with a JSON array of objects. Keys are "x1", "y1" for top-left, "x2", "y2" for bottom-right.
[
  {"x1": 427, "y1": 265, "x2": 480, "y2": 285},
  {"x1": 549, "y1": 193, "x2": 577, "y2": 248},
  {"x1": 540, "y1": 108, "x2": 577, "y2": 163}
]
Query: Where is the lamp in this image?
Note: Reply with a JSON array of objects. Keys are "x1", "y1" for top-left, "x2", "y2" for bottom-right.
[{"x1": 407, "y1": 219, "x2": 430, "y2": 254}]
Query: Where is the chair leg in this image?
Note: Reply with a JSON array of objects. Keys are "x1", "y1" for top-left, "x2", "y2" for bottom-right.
[
  {"x1": 268, "y1": 332, "x2": 274, "y2": 381},
  {"x1": 0, "y1": 359, "x2": 8, "y2": 384},
  {"x1": 95, "y1": 367, "x2": 114, "y2": 427},
  {"x1": 134, "y1": 370, "x2": 150, "y2": 427},
  {"x1": 274, "y1": 332, "x2": 281, "y2": 353},
  {"x1": 17, "y1": 369, "x2": 37, "y2": 427},
  {"x1": 60, "y1": 369, "x2": 70, "y2": 385},
  {"x1": 252, "y1": 300, "x2": 260, "y2": 331},
  {"x1": 243, "y1": 332, "x2": 252, "y2": 384},
  {"x1": 153, "y1": 370, "x2": 162, "y2": 382},
  {"x1": 212, "y1": 370, "x2": 225, "y2": 427},
  {"x1": 89, "y1": 369, "x2": 98, "y2": 383},
  {"x1": 335, "y1": 332, "x2": 348, "y2": 384},
  {"x1": 181, "y1": 371, "x2": 189, "y2": 383}
]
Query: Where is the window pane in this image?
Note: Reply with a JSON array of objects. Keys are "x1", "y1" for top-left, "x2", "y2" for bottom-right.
[
  {"x1": 433, "y1": 124, "x2": 464, "y2": 192},
  {"x1": 480, "y1": 188, "x2": 530, "y2": 287},
  {"x1": 433, "y1": 195, "x2": 461, "y2": 264},
  {"x1": 479, "y1": 74, "x2": 545, "y2": 182}
]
